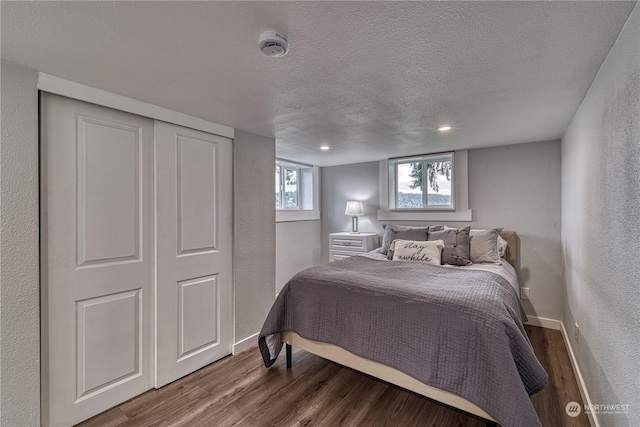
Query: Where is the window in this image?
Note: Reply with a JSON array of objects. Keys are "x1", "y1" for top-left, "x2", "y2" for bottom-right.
[
  {"x1": 379, "y1": 150, "x2": 471, "y2": 221},
  {"x1": 391, "y1": 152, "x2": 454, "y2": 210},
  {"x1": 276, "y1": 159, "x2": 314, "y2": 211}
]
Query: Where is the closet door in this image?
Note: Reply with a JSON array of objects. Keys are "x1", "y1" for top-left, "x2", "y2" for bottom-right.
[
  {"x1": 41, "y1": 93, "x2": 154, "y2": 426},
  {"x1": 154, "y1": 121, "x2": 233, "y2": 387}
]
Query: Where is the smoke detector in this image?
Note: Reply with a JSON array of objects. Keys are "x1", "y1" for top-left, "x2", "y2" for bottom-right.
[{"x1": 259, "y1": 31, "x2": 289, "y2": 57}]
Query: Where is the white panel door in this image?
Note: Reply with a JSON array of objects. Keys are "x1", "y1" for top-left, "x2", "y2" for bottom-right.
[
  {"x1": 154, "y1": 121, "x2": 233, "y2": 387},
  {"x1": 41, "y1": 93, "x2": 154, "y2": 426}
]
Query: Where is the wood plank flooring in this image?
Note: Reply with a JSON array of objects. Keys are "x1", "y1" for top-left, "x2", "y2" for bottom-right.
[{"x1": 78, "y1": 325, "x2": 590, "y2": 427}]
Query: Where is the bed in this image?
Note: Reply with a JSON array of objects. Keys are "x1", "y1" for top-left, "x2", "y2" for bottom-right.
[{"x1": 259, "y1": 231, "x2": 547, "y2": 427}]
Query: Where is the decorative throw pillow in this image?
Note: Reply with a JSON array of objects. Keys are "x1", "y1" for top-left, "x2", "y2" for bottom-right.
[
  {"x1": 445, "y1": 226, "x2": 508, "y2": 258},
  {"x1": 469, "y1": 228, "x2": 504, "y2": 264},
  {"x1": 427, "y1": 227, "x2": 471, "y2": 266},
  {"x1": 390, "y1": 239, "x2": 444, "y2": 265},
  {"x1": 380, "y1": 224, "x2": 443, "y2": 255},
  {"x1": 470, "y1": 229, "x2": 508, "y2": 258},
  {"x1": 384, "y1": 229, "x2": 429, "y2": 259}
]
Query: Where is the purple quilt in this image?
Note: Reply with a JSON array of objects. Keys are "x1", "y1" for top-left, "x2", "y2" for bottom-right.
[{"x1": 259, "y1": 256, "x2": 548, "y2": 427}]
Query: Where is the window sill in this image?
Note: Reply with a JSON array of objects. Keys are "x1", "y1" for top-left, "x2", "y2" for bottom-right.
[
  {"x1": 276, "y1": 210, "x2": 321, "y2": 223},
  {"x1": 377, "y1": 210, "x2": 472, "y2": 222}
]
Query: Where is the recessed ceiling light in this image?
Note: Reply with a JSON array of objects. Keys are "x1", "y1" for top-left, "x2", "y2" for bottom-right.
[
  {"x1": 320, "y1": 145, "x2": 330, "y2": 151},
  {"x1": 437, "y1": 125, "x2": 453, "y2": 132}
]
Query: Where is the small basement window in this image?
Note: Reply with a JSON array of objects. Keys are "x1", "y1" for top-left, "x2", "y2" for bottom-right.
[
  {"x1": 276, "y1": 159, "x2": 314, "y2": 210},
  {"x1": 275, "y1": 159, "x2": 320, "y2": 222},
  {"x1": 378, "y1": 150, "x2": 471, "y2": 221},
  {"x1": 389, "y1": 152, "x2": 454, "y2": 210}
]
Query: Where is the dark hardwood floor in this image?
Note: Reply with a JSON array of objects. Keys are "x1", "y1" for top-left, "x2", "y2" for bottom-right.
[{"x1": 78, "y1": 325, "x2": 590, "y2": 427}]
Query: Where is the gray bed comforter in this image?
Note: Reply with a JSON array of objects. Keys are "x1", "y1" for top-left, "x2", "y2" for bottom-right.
[{"x1": 259, "y1": 256, "x2": 548, "y2": 427}]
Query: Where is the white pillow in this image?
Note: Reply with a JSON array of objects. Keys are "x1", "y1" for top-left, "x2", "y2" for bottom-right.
[
  {"x1": 390, "y1": 239, "x2": 444, "y2": 265},
  {"x1": 498, "y1": 236, "x2": 508, "y2": 257}
]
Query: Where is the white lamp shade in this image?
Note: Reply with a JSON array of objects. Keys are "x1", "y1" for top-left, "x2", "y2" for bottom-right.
[{"x1": 345, "y1": 201, "x2": 365, "y2": 216}]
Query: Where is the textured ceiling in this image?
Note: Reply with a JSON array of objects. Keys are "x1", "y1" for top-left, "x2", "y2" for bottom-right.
[{"x1": 1, "y1": 1, "x2": 636, "y2": 166}]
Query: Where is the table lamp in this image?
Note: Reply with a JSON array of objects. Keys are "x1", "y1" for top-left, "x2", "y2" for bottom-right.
[{"x1": 345, "y1": 201, "x2": 365, "y2": 234}]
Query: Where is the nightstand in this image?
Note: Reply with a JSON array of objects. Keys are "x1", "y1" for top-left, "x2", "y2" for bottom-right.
[{"x1": 329, "y1": 232, "x2": 379, "y2": 261}]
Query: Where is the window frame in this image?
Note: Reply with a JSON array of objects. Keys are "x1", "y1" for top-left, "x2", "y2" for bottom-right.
[
  {"x1": 275, "y1": 164, "x2": 282, "y2": 210},
  {"x1": 275, "y1": 158, "x2": 320, "y2": 222},
  {"x1": 276, "y1": 164, "x2": 302, "y2": 210},
  {"x1": 378, "y1": 150, "x2": 472, "y2": 222},
  {"x1": 390, "y1": 152, "x2": 455, "y2": 211}
]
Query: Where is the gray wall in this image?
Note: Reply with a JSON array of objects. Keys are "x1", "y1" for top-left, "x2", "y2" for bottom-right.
[
  {"x1": 467, "y1": 142, "x2": 562, "y2": 320},
  {"x1": 233, "y1": 130, "x2": 276, "y2": 342},
  {"x1": 321, "y1": 140, "x2": 562, "y2": 321},
  {"x1": 276, "y1": 220, "x2": 321, "y2": 294},
  {"x1": 321, "y1": 161, "x2": 384, "y2": 261},
  {"x1": 0, "y1": 61, "x2": 41, "y2": 426},
  {"x1": 561, "y1": 5, "x2": 639, "y2": 426}
]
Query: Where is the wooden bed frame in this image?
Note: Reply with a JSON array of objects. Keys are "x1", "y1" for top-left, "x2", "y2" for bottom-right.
[{"x1": 281, "y1": 231, "x2": 518, "y2": 427}]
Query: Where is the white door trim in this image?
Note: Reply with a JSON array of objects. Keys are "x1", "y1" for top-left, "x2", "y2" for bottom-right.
[{"x1": 37, "y1": 73, "x2": 234, "y2": 139}]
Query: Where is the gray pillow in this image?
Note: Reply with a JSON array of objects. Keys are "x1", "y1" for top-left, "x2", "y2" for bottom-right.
[
  {"x1": 380, "y1": 224, "x2": 443, "y2": 255},
  {"x1": 469, "y1": 228, "x2": 503, "y2": 264},
  {"x1": 428, "y1": 227, "x2": 472, "y2": 266}
]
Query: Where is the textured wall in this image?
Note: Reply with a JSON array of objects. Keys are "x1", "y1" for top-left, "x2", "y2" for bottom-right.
[
  {"x1": 0, "y1": 61, "x2": 40, "y2": 426},
  {"x1": 561, "y1": 5, "x2": 640, "y2": 426},
  {"x1": 276, "y1": 220, "x2": 321, "y2": 294},
  {"x1": 320, "y1": 141, "x2": 562, "y2": 320},
  {"x1": 233, "y1": 130, "x2": 276, "y2": 342}
]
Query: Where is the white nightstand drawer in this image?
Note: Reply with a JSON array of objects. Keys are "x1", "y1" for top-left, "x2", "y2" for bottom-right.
[
  {"x1": 330, "y1": 252, "x2": 353, "y2": 262},
  {"x1": 331, "y1": 238, "x2": 364, "y2": 250},
  {"x1": 328, "y1": 232, "x2": 379, "y2": 261}
]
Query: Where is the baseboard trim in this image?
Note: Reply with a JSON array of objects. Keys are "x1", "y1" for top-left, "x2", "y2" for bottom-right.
[
  {"x1": 525, "y1": 316, "x2": 561, "y2": 330},
  {"x1": 560, "y1": 322, "x2": 599, "y2": 427},
  {"x1": 233, "y1": 332, "x2": 259, "y2": 355}
]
